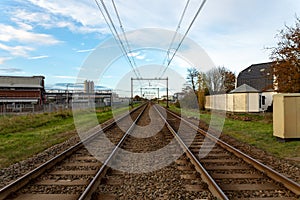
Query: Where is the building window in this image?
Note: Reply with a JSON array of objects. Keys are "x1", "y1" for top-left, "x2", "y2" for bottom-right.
[{"x1": 262, "y1": 96, "x2": 266, "y2": 105}]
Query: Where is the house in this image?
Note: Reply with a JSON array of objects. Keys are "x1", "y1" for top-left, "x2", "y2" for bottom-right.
[
  {"x1": 0, "y1": 76, "x2": 45, "y2": 112},
  {"x1": 205, "y1": 61, "x2": 277, "y2": 112},
  {"x1": 237, "y1": 62, "x2": 274, "y2": 91}
]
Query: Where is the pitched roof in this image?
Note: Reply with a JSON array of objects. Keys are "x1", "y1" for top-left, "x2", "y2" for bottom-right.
[
  {"x1": 230, "y1": 84, "x2": 259, "y2": 93},
  {"x1": 238, "y1": 62, "x2": 273, "y2": 79},
  {"x1": 237, "y1": 62, "x2": 274, "y2": 91}
]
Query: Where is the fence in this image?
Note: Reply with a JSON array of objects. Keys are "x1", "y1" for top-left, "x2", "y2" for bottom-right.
[{"x1": 0, "y1": 102, "x2": 109, "y2": 115}]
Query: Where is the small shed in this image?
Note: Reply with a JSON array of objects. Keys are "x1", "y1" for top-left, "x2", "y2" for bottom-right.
[
  {"x1": 229, "y1": 84, "x2": 260, "y2": 112},
  {"x1": 273, "y1": 93, "x2": 300, "y2": 140}
]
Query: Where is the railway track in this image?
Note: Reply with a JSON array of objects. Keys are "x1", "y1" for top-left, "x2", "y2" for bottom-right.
[
  {"x1": 0, "y1": 104, "x2": 146, "y2": 200},
  {"x1": 155, "y1": 104, "x2": 300, "y2": 199},
  {"x1": 0, "y1": 102, "x2": 299, "y2": 199},
  {"x1": 93, "y1": 103, "x2": 215, "y2": 199}
]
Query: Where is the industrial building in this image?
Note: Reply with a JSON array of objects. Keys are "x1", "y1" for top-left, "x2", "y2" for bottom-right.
[
  {"x1": 46, "y1": 81, "x2": 112, "y2": 108},
  {"x1": 0, "y1": 77, "x2": 113, "y2": 113},
  {"x1": 0, "y1": 76, "x2": 45, "y2": 112}
]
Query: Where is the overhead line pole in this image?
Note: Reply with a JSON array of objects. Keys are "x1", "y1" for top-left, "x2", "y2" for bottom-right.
[{"x1": 131, "y1": 78, "x2": 169, "y2": 107}]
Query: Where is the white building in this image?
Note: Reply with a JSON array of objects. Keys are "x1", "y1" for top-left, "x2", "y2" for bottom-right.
[{"x1": 205, "y1": 84, "x2": 274, "y2": 112}]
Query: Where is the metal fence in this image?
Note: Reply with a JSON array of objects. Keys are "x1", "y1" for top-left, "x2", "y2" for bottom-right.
[{"x1": 0, "y1": 102, "x2": 109, "y2": 115}]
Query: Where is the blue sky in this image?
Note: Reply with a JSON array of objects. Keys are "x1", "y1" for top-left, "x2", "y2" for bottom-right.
[{"x1": 0, "y1": 0, "x2": 299, "y2": 95}]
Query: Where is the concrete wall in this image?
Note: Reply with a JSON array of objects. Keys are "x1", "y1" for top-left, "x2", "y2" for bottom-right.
[
  {"x1": 233, "y1": 93, "x2": 247, "y2": 112},
  {"x1": 211, "y1": 94, "x2": 226, "y2": 111},
  {"x1": 227, "y1": 94, "x2": 234, "y2": 112},
  {"x1": 248, "y1": 93, "x2": 260, "y2": 112},
  {"x1": 205, "y1": 92, "x2": 260, "y2": 112}
]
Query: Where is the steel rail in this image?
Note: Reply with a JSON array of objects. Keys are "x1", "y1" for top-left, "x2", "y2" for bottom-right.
[
  {"x1": 153, "y1": 105, "x2": 229, "y2": 200},
  {"x1": 78, "y1": 103, "x2": 148, "y2": 200},
  {"x1": 163, "y1": 105, "x2": 300, "y2": 196},
  {"x1": 0, "y1": 103, "x2": 146, "y2": 200}
]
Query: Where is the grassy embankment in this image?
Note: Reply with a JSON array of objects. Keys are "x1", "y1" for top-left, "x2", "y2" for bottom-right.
[
  {"x1": 0, "y1": 105, "x2": 135, "y2": 168},
  {"x1": 167, "y1": 104, "x2": 299, "y2": 159}
]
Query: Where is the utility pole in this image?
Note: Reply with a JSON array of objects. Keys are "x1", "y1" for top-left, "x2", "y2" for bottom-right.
[
  {"x1": 131, "y1": 78, "x2": 133, "y2": 107},
  {"x1": 166, "y1": 77, "x2": 169, "y2": 108}
]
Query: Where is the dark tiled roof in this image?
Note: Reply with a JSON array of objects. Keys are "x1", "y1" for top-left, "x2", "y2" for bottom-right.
[{"x1": 237, "y1": 62, "x2": 274, "y2": 91}]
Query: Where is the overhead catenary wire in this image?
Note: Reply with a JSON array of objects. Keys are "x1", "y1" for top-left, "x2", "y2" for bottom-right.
[
  {"x1": 160, "y1": 0, "x2": 207, "y2": 78},
  {"x1": 161, "y1": 0, "x2": 191, "y2": 67},
  {"x1": 94, "y1": 0, "x2": 142, "y2": 81},
  {"x1": 111, "y1": 0, "x2": 141, "y2": 78}
]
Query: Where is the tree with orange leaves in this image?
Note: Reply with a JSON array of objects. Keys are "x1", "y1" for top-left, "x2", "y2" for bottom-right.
[{"x1": 270, "y1": 17, "x2": 300, "y2": 93}]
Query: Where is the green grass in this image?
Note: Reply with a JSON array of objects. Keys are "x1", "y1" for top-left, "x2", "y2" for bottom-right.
[
  {"x1": 0, "y1": 105, "x2": 138, "y2": 168},
  {"x1": 222, "y1": 118, "x2": 299, "y2": 158},
  {"x1": 0, "y1": 111, "x2": 76, "y2": 168},
  {"x1": 166, "y1": 103, "x2": 299, "y2": 159}
]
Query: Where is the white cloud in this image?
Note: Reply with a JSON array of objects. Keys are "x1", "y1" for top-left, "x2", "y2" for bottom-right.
[
  {"x1": 54, "y1": 75, "x2": 78, "y2": 79},
  {"x1": 24, "y1": 0, "x2": 107, "y2": 33},
  {"x1": 76, "y1": 48, "x2": 95, "y2": 53},
  {"x1": 136, "y1": 54, "x2": 146, "y2": 60},
  {"x1": 53, "y1": 76, "x2": 86, "y2": 81},
  {"x1": 10, "y1": 6, "x2": 108, "y2": 34},
  {"x1": 15, "y1": 22, "x2": 33, "y2": 31},
  {"x1": 28, "y1": 55, "x2": 49, "y2": 60},
  {"x1": 27, "y1": 0, "x2": 100, "y2": 25},
  {"x1": 1, "y1": 0, "x2": 300, "y2": 86},
  {"x1": 128, "y1": 52, "x2": 140, "y2": 57},
  {"x1": 0, "y1": 24, "x2": 61, "y2": 45},
  {"x1": 0, "y1": 43, "x2": 34, "y2": 57},
  {"x1": 0, "y1": 67, "x2": 23, "y2": 73},
  {"x1": 0, "y1": 57, "x2": 12, "y2": 64},
  {"x1": 127, "y1": 51, "x2": 146, "y2": 60}
]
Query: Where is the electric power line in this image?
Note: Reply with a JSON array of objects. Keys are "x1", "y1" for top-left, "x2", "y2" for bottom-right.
[
  {"x1": 162, "y1": 0, "x2": 191, "y2": 67},
  {"x1": 160, "y1": 0, "x2": 207, "y2": 78},
  {"x1": 94, "y1": 0, "x2": 142, "y2": 80},
  {"x1": 111, "y1": 0, "x2": 142, "y2": 78}
]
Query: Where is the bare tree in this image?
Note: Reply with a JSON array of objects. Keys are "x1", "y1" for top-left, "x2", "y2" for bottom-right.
[
  {"x1": 270, "y1": 17, "x2": 300, "y2": 93},
  {"x1": 186, "y1": 67, "x2": 199, "y2": 94},
  {"x1": 206, "y1": 66, "x2": 236, "y2": 94}
]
